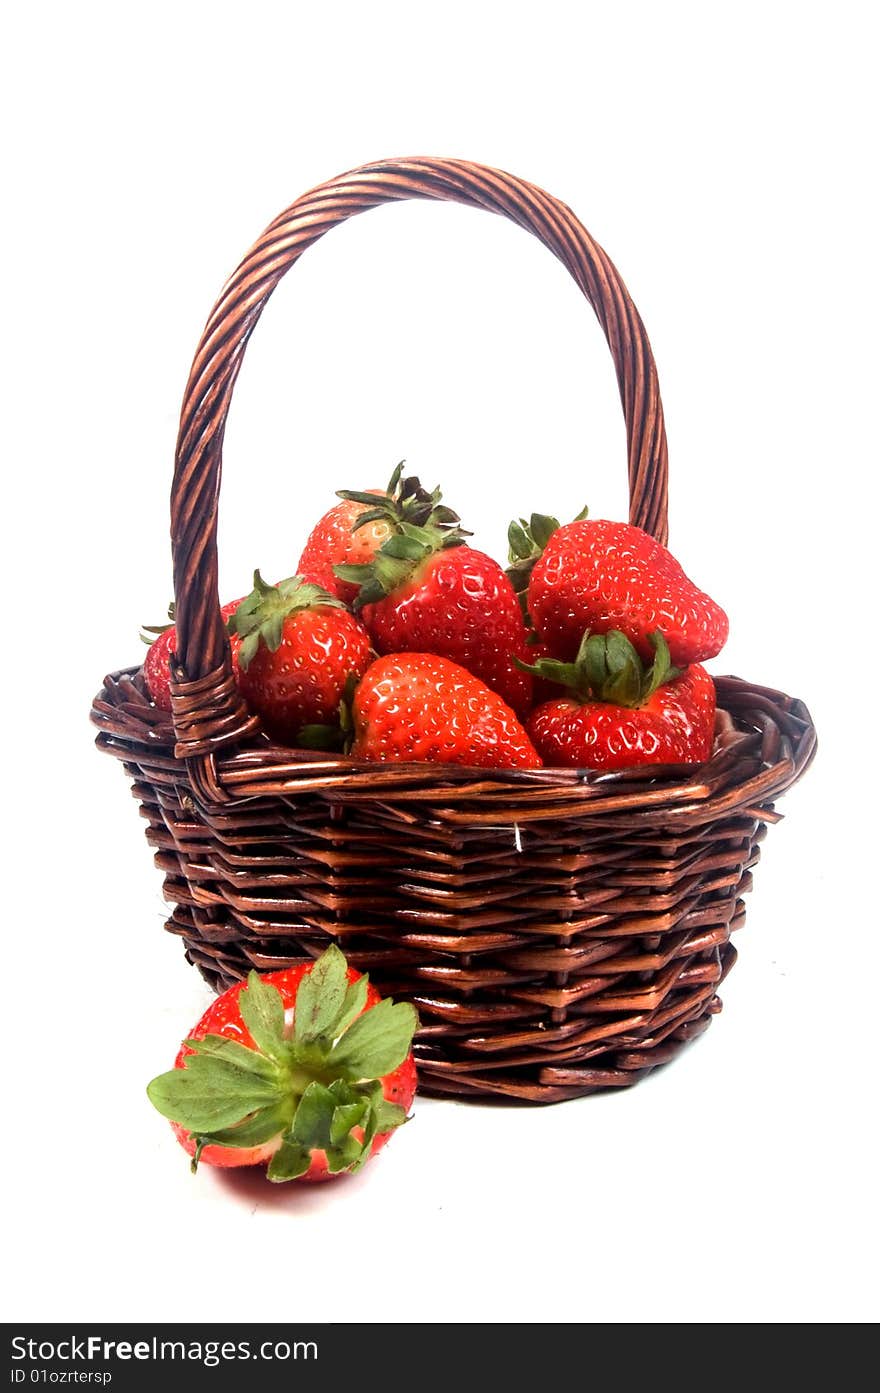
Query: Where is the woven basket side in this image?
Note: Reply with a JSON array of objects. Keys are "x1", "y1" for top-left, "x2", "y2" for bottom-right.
[{"x1": 91, "y1": 669, "x2": 817, "y2": 1102}]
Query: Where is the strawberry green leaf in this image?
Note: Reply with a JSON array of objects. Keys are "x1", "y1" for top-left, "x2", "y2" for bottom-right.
[
  {"x1": 330, "y1": 1100, "x2": 368, "y2": 1145},
  {"x1": 239, "y1": 631, "x2": 261, "y2": 668},
  {"x1": 398, "y1": 521, "x2": 436, "y2": 546},
  {"x1": 349, "y1": 577, "x2": 388, "y2": 608},
  {"x1": 386, "y1": 459, "x2": 405, "y2": 494},
  {"x1": 359, "y1": 1079, "x2": 408, "y2": 1135},
  {"x1": 350, "y1": 506, "x2": 393, "y2": 532},
  {"x1": 290, "y1": 1081, "x2": 338, "y2": 1152},
  {"x1": 507, "y1": 520, "x2": 533, "y2": 561},
  {"x1": 515, "y1": 654, "x2": 583, "y2": 691},
  {"x1": 642, "y1": 631, "x2": 682, "y2": 699},
  {"x1": 194, "y1": 1102, "x2": 290, "y2": 1150},
  {"x1": 297, "y1": 723, "x2": 347, "y2": 751},
  {"x1": 331, "y1": 974, "x2": 370, "y2": 1038},
  {"x1": 146, "y1": 1053, "x2": 283, "y2": 1133},
  {"x1": 333, "y1": 562, "x2": 375, "y2": 584},
  {"x1": 262, "y1": 612, "x2": 285, "y2": 652},
  {"x1": 267, "y1": 1138, "x2": 313, "y2": 1182},
  {"x1": 325, "y1": 1137, "x2": 364, "y2": 1173},
  {"x1": 338, "y1": 489, "x2": 389, "y2": 508},
  {"x1": 529, "y1": 512, "x2": 561, "y2": 550},
  {"x1": 519, "y1": 628, "x2": 684, "y2": 710},
  {"x1": 327, "y1": 998, "x2": 418, "y2": 1081},
  {"x1": 371, "y1": 552, "x2": 415, "y2": 596},
  {"x1": 180, "y1": 1034, "x2": 280, "y2": 1080},
  {"x1": 238, "y1": 971, "x2": 287, "y2": 1062},
  {"x1": 339, "y1": 691, "x2": 354, "y2": 735},
  {"x1": 293, "y1": 944, "x2": 349, "y2": 1047},
  {"x1": 373, "y1": 1098, "x2": 407, "y2": 1132},
  {"x1": 381, "y1": 533, "x2": 429, "y2": 562},
  {"x1": 602, "y1": 631, "x2": 643, "y2": 707},
  {"x1": 327, "y1": 1078, "x2": 359, "y2": 1103},
  {"x1": 347, "y1": 1081, "x2": 408, "y2": 1172},
  {"x1": 580, "y1": 631, "x2": 608, "y2": 694}
]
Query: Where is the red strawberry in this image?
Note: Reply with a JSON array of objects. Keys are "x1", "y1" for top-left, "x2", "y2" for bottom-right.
[
  {"x1": 343, "y1": 537, "x2": 533, "y2": 718},
  {"x1": 228, "y1": 573, "x2": 373, "y2": 746},
  {"x1": 298, "y1": 494, "x2": 391, "y2": 604},
  {"x1": 298, "y1": 462, "x2": 462, "y2": 605},
  {"x1": 506, "y1": 506, "x2": 589, "y2": 619},
  {"x1": 522, "y1": 629, "x2": 716, "y2": 771},
  {"x1": 350, "y1": 652, "x2": 542, "y2": 769},
  {"x1": 147, "y1": 944, "x2": 418, "y2": 1183},
  {"x1": 526, "y1": 516, "x2": 728, "y2": 668},
  {"x1": 143, "y1": 599, "x2": 243, "y2": 711}
]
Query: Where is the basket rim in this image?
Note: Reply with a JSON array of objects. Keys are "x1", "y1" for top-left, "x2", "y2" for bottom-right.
[{"x1": 91, "y1": 666, "x2": 817, "y2": 825}]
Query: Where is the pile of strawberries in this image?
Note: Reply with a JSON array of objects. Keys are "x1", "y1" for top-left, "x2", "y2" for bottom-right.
[{"x1": 144, "y1": 463, "x2": 729, "y2": 772}]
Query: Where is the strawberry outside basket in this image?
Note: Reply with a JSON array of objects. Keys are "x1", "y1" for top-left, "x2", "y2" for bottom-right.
[{"x1": 90, "y1": 156, "x2": 816, "y2": 1103}]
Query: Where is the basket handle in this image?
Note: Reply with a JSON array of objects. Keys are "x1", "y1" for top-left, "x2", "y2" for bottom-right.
[{"x1": 169, "y1": 156, "x2": 669, "y2": 768}]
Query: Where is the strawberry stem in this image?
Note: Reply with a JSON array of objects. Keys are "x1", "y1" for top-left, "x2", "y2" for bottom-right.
[{"x1": 518, "y1": 629, "x2": 681, "y2": 708}]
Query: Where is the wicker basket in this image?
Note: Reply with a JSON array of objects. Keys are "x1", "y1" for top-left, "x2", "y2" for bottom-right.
[{"x1": 90, "y1": 156, "x2": 816, "y2": 1103}]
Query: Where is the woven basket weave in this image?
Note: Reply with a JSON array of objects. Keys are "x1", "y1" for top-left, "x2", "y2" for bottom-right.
[{"x1": 90, "y1": 156, "x2": 816, "y2": 1103}]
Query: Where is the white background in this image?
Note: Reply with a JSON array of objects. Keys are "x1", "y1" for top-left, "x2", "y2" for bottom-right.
[{"x1": 3, "y1": 0, "x2": 878, "y2": 1325}]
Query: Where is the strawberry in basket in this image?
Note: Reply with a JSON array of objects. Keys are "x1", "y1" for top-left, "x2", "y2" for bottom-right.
[
  {"x1": 513, "y1": 512, "x2": 728, "y2": 668},
  {"x1": 147, "y1": 944, "x2": 417, "y2": 1182},
  {"x1": 332, "y1": 475, "x2": 534, "y2": 719},
  {"x1": 521, "y1": 629, "x2": 716, "y2": 770},
  {"x1": 350, "y1": 652, "x2": 541, "y2": 769},
  {"x1": 298, "y1": 461, "x2": 460, "y2": 605},
  {"x1": 142, "y1": 598, "x2": 244, "y2": 710},
  {"x1": 227, "y1": 573, "x2": 373, "y2": 746}
]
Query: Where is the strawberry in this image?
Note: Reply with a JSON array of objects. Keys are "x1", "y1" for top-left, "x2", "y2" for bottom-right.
[
  {"x1": 297, "y1": 461, "x2": 462, "y2": 605},
  {"x1": 298, "y1": 494, "x2": 391, "y2": 604},
  {"x1": 228, "y1": 573, "x2": 373, "y2": 746},
  {"x1": 506, "y1": 506, "x2": 589, "y2": 619},
  {"x1": 147, "y1": 944, "x2": 418, "y2": 1183},
  {"x1": 524, "y1": 515, "x2": 729, "y2": 668},
  {"x1": 522, "y1": 629, "x2": 716, "y2": 770},
  {"x1": 338, "y1": 508, "x2": 534, "y2": 717},
  {"x1": 142, "y1": 599, "x2": 243, "y2": 711},
  {"x1": 350, "y1": 652, "x2": 542, "y2": 769}
]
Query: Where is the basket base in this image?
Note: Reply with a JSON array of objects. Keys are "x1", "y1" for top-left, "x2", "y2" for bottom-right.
[{"x1": 414, "y1": 994, "x2": 723, "y2": 1103}]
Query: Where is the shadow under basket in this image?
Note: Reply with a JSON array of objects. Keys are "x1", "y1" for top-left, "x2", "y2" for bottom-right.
[{"x1": 90, "y1": 157, "x2": 817, "y2": 1103}]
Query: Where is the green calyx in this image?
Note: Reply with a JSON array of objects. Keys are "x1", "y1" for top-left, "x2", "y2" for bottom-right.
[
  {"x1": 296, "y1": 674, "x2": 358, "y2": 755},
  {"x1": 506, "y1": 506, "x2": 589, "y2": 616},
  {"x1": 334, "y1": 460, "x2": 470, "y2": 609},
  {"x1": 146, "y1": 945, "x2": 418, "y2": 1182},
  {"x1": 227, "y1": 571, "x2": 343, "y2": 671},
  {"x1": 139, "y1": 601, "x2": 176, "y2": 646},
  {"x1": 517, "y1": 630, "x2": 682, "y2": 709}
]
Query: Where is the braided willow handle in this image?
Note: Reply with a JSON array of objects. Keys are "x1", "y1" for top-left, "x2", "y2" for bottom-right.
[{"x1": 169, "y1": 156, "x2": 669, "y2": 764}]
